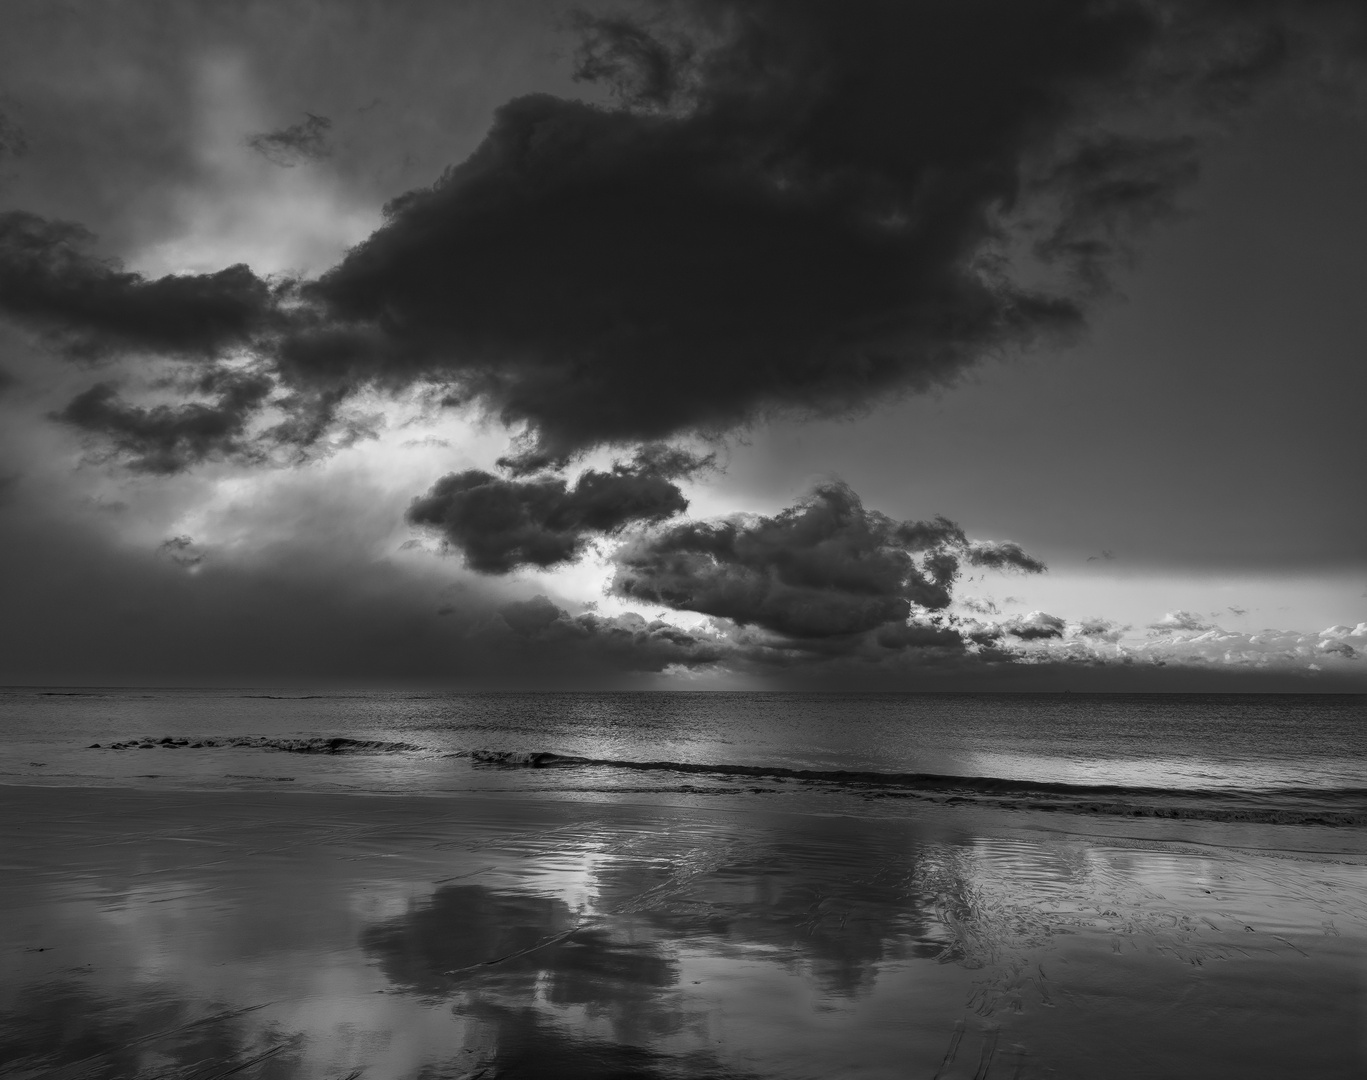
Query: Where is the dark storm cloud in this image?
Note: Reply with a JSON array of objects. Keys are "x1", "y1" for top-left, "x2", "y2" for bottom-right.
[
  {"x1": 282, "y1": 0, "x2": 1120, "y2": 459},
  {"x1": 271, "y1": 0, "x2": 1360, "y2": 461},
  {"x1": 54, "y1": 371, "x2": 273, "y2": 474},
  {"x1": 0, "y1": 207, "x2": 370, "y2": 471},
  {"x1": 246, "y1": 112, "x2": 334, "y2": 167},
  {"x1": 50, "y1": 373, "x2": 371, "y2": 474},
  {"x1": 611, "y1": 481, "x2": 1044, "y2": 641},
  {"x1": 0, "y1": 211, "x2": 282, "y2": 359},
  {"x1": 482, "y1": 473, "x2": 1053, "y2": 671},
  {"x1": 2, "y1": 1, "x2": 1362, "y2": 469},
  {"x1": 407, "y1": 447, "x2": 707, "y2": 573}
]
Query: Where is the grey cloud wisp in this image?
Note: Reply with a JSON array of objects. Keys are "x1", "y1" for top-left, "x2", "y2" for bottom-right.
[
  {"x1": 247, "y1": 112, "x2": 334, "y2": 167},
  {"x1": 2, "y1": 0, "x2": 1363, "y2": 473}
]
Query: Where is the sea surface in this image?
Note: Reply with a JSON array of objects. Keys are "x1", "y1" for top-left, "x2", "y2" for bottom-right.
[{"x1": 3, "y1": 689, "x2": 1365, "y2": 827}]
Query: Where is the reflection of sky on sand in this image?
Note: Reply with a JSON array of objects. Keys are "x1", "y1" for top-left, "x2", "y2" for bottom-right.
[{"x1": 2, "y1": 787, "x2": 1364, "y2": 1079}]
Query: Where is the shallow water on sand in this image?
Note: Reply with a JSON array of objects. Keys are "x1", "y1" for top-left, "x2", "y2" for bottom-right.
[{"x1": 2, "y1": 786, "x2": 1365, "y2": 1079}]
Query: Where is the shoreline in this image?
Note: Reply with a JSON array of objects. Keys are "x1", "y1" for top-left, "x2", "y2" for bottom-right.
[{"x1": 5, "y1": 778, "x2": 1366, "y2": 860}]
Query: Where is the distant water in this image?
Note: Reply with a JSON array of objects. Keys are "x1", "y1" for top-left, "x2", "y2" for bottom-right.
[{"x1": 3, "y1": 689, "x2": 1365, "y2": 826}]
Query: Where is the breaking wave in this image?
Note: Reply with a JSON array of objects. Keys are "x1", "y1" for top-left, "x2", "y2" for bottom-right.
[{"x1": 469, "y1": 750, "x2": 1367, "y2": 826}]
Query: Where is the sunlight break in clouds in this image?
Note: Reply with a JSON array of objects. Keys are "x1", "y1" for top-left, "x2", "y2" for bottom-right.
[{"x1": 133, "y1": 54, "x2": 379, "y2": 279}]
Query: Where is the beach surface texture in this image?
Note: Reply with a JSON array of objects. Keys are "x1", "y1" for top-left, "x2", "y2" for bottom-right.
[{"x1": 2, "y1": 690, "x2": 1364, "y2": 1078}]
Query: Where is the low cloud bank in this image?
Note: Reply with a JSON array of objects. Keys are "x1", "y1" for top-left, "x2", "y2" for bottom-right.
[
  {"x1": 435, "y1": 479, "x2": 1363, "y2": 681},
  {"x1": 977, "y1": 613, "x2": 1367, "y2": 673}
]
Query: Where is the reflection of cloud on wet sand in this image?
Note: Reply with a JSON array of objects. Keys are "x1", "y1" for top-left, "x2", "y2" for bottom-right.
[
  {"x1": 5, "y1": 786, "x2": 1365, "y2": 1079},
  {"x1": 359, "y1": 810, "x2": 1367, "y2": 1079},
  {"x1": 0, "y1": 982, "x2": 298, "y2": 1079},
  {"x1": 578, "y1": 821, "x2": 939, "y2": 998},
  {"x1": 361, "y1": 884, "x2": 760, "y2": 1078},
  {"x1": 419, "y1": 1004, "x2": 763, "y2": 1080},
  {"x1": 358, "y1": 820, "x2": 986, "y2": 1076},
  {"x1": 362, "y1": 884, "x2": 677, "y2": 1037}
]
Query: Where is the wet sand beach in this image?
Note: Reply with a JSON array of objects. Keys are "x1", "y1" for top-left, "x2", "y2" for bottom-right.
[{"x1": 2, "y1": 783, "x2": 1364, "y2": 1079}]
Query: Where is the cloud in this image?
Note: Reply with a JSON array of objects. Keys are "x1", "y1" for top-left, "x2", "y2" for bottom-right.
[
  {"x1": 245, "y1": 112, "x2": 333, "y2": 167},
  {"x1": 965, "y1": 541, "x2": 1047, "y2": 574},
  {"x1": 279, "y1": 1, "x2": 1167, "y2": 460},
  {"x1": 53, "y1": 371, "x2": 274, "y2": 474},
  {"x1": 611, "y1": 480, "x2": 1043, "y2": 645},
  {"x1": 1075, "y1": 617, "x2": 1127, "y2": 642},
  {"x1": 1006, "y1": 618, "x2": 1367, "y2": 674},
  {"x1": 156, "y1": 534, "x2": 206, "y2": 570},
  {"x1": 4, "y1": 1, "x2": 1360, "y2": 468},
  {"x1": 406, "y1": 447, "x2": 707, "y2": 573},
  {"x1": 1000, "y1": 611, "x2": 1067, "y2": 640},
  {"x1": 0, "y1": 211, "x2": 281, "y2": 360},
  {"x1": 1316, "y1": 627, "x2": 1362, "y2": 660},
  {"x1": 265, "y1": 0, "x2": 1365, "y2": 461},
  {"x1": 1148, "y1": 609, "x2": 1215, "y2": 633},
  {"x1": 959, "y1": 596, "x2": 1000, "y2": 616}
]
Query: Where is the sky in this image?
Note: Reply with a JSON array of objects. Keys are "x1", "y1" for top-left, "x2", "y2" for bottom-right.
[{"x1": 0, "y1": 0, "x2": 1364, "y2": 689}]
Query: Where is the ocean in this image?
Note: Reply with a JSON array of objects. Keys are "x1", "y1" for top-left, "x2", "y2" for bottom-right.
[{"x1": 5, "y1": 689, "x2": 1366, "y2": 825}]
